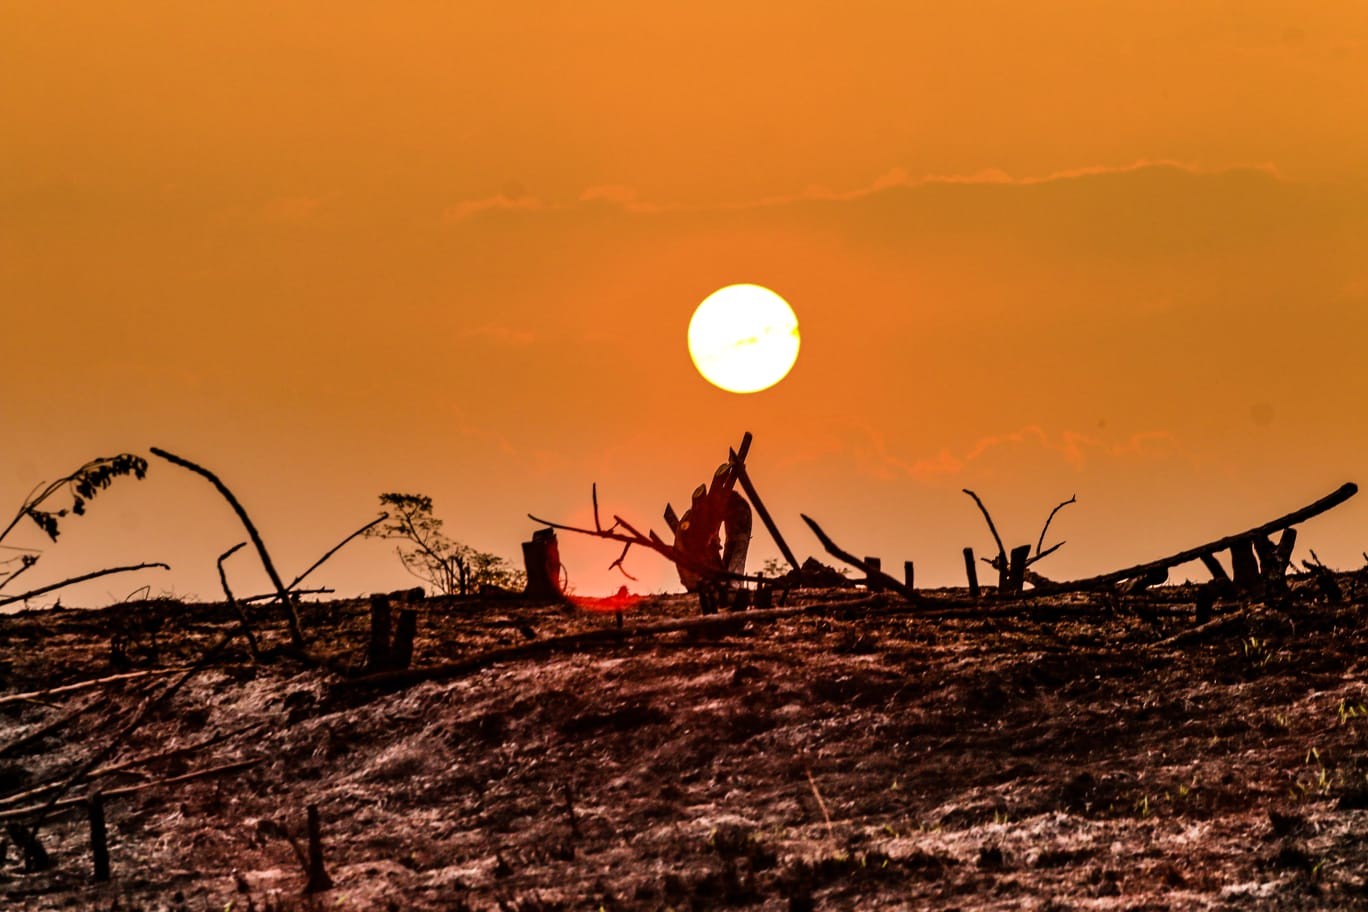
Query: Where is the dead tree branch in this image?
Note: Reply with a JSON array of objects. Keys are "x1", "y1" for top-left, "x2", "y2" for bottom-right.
[
  {"x1": 150, "y1": 447, "x2": 304, "y2": 648},
  {"x1": 729, "y1": 452, "x2": 800, "y2": 574},
  {"x1": 799, "y1": 514, "x2": 916, "y2": 599},
  {"x1": 0, "y1": 563, "x2": 170, "y2": 609},
  {"x1": 962, "y1": 489, "x2": 1008, "y2": 571},
  {"x1": 284, "y1": 513, "x2": 388, "y2": 593},
  {"x1": 16, "y1": 629, "x2": 236, "y2": 837},
  {"x1": 217, "y1": 542, "x2": 261, "y2": 662},
  {"x1": 0, "y1": 697, "x2": 105, "y2": 760},
  {"x1": 0, "y1": 759, "x2": 262, "y2": 823},
  {"x1": 0, "y1": 669, "x2": 181, "y2": 709},
  {"x1": 1035, "y1": 495, "x2": 1076, "y2": 558},
  {"x1": 1033, "y1": 482, "x2": 1357, "y2": 595}
]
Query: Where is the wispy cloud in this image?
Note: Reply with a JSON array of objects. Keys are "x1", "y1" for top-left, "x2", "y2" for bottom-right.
[
  {"x1": 856, "y1": 424, "x2": 1177, "y2": 482},
  {"x1": 441, "y1": 191, "x2": 545, "y2": 222}
]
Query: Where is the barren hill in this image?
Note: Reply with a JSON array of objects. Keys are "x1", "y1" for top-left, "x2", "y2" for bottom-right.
[{"x1": 3, "y1": 575, "x2": 1368, "y2": 910}]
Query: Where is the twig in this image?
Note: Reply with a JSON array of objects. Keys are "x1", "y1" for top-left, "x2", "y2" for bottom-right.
[
  {"x1": 239, "y1": 588, "x2": 333, "y2": 604},
  {"x1": 1035, "y1": 495, "x2": 1076, "y2": 558},
  {"x1": 608, "y1": 542, "x2": 637, "y2": 581},
  {"x1": 284, "y1": 513, "x2": 388, "y2": 592},
  {"x1": 805, "y1": 768, "x2": 835, "y2": 842},
  {"x1": 151, "y1": 447, "x2": 304, "y2": 648},
  {"x1": 0, "y1": 563, "x2": 170, "y2": 609}
]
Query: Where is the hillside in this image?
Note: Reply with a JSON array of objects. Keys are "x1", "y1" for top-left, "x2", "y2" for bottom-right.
[{"x1": 3, "y1": 573, "x2": 1368, "y2": 910}]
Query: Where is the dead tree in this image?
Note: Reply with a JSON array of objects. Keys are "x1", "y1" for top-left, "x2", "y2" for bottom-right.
[
  {"x1": 963, "y1": 490, "x2": 1073, "y2": 594},
  {"x1": 530, "y1": 433, "x2": 782, "y2": 597}
]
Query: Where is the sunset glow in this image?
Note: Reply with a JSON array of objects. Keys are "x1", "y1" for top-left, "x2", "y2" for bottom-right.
[{"x1": 0, "y1": 3, "x2": 1364, "y2": 601}]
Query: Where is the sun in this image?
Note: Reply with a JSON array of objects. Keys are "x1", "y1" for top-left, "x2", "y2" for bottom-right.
[{"x1": 687, "y1": 284, "x2": 801, "y2": 394}]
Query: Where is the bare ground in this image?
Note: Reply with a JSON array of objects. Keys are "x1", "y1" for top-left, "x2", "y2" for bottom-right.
[{"x1": 3, "y1": 572, "x2": 1368, "y2": 911}]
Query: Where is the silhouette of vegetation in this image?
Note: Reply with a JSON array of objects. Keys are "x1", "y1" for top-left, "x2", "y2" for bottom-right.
[
  {"x1": 366, "y1": 493, "x2": 524, "y2": 597},
  {"x1": 0, "y1": 454, "x2": 149, "y2": 593}
]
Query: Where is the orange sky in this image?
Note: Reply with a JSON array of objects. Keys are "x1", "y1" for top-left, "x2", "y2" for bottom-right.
[{"x1": 3, "y1": 2, "x2": 1366, "y2": 604}]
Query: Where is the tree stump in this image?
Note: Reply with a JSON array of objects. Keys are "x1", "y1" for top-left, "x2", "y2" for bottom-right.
[{"x1": 522, "y1": 529, "x2": 564, "y2": 601}]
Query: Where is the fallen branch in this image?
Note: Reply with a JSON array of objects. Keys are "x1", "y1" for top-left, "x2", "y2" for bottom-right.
[
  {"x1": 0, "y1": 669, "x2": 182, "y2": 709},
  {"x1": 0, "y1": 697, "x2": 105, "y2": 759},
  {"x1": 151, "y1": 447, "x2": 304, "y2": 647},
  {"x1": 1034, "y1": 482, "x2": 1358, "y2": 596},
  {"x1": 0, "y1": 563, "x2": 170, "y2": 609},
  {"x1": 0, "y1": 721, "x2": 266, "y2": 808},
  {"x1": 17, "y1": 629, "x2": 237, "y2": 836},
  {"x1": 799, "y1": 515, "x2": 916, "y2": 599},
  {"x1": 0, "y1": 759, "x2": 261, "y2": 823}
]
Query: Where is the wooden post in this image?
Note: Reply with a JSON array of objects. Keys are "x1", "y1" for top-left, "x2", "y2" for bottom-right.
[
  {"x1": 305, "y1": 804, "x2": 333, "y2": 894},
  {"x1": 1006, "y1": 545, "x2": 1031, "y2": 594},
  {"x1": 367, "y1": 594, "x2": 392, "y2": 672},
  {"x1": 390, "y1": 610, "x2": 417, "y2": 671},
  {"x1": 864, "y1": 557, "x2": 883, "y2": 592},
  {"x1": 89, "y1": 792, "x2": 110, "y2": 882},
  {"x1": 903, "y1": 560, "x2": 915, "y2": 592},
  {"x1": 963, "y1": 548, "x2": 980, "y2": 599},
  {"x1": 1274, "y1": 527, "x2": 1298, "y2": 569},
  {"x1": 1229, "y1": 539, "x2": 1260, "y2": 588}
]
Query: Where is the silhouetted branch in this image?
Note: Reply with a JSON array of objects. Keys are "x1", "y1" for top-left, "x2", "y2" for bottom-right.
[
  {"x1": 1034, "y1": 482, "x2": 1358, "y2": 595},
  {"x1": 285, "y1": 513, "x2": 388, "y2": 592},
  {"x1": 1034, "y1": 495, "x2": 1076, "y2": 558},
  {"x1": 0, "y1": 562, "x2": 170, "y2": 609},
  {"x1": 729, "y1": 451, "x2": 800, "y2": 574},
  {"x1": 962, "y1": 489, "x2": 1008, "y2": 569},
  {"x1": 217, "y1": 542, "x2": 261, "y2": 662},
  {"x1": 799, "y1": 514, "x2": 915, "y2": 599},
  {"x1": 608, "y1": 542, "x2": 637, "y2": 581},
  {"x1": 150, "y1": 447, "x2": 303, "y2": 648}
]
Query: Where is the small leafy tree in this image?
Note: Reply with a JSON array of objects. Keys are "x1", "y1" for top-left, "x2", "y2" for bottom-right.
[
  {"x1": 0, "y1": 454, "x2": 149, "y2": 592},
  {"x1": 365, "y1": 492, "x2": 525, "y2": 596}
]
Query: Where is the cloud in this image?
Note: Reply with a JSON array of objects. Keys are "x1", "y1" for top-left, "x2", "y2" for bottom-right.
[
  {"x1": 857, "y1": 424, "x2": 1177, "y2": 482},
  {"x1": 442, "y1": 191, "x2": 545, "y2": 222},
  {"x1": 577, "y1": 184, "x2": 657, "y2": 213}
]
